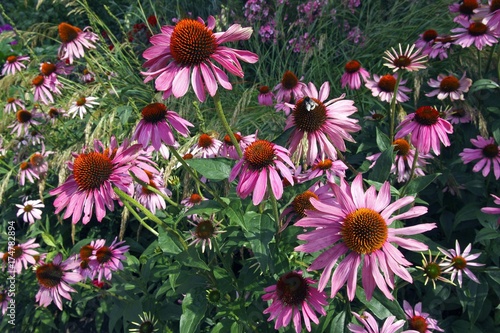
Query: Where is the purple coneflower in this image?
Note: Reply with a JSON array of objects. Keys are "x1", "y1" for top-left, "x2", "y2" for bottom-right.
[
  {"x1": 296, "y1": 156, "x2": 348, "y2": 183},
  {"x1": 50, "y1": 137, "x2": 156, "y2": 224},
  {"x1": 58, "y1": 22, "x2": 98, "y2": 64},
  {"x1": 32, "y1": 74, "x2": 61, "y2": 105},
  {"x1": 1, "y1": 54, "x2": 29, "y2": 76},
  {"x1": 365, "y1": 73, "x2": 411, "y2": 103},
  {"x1": 348, "y1": 311, "x2": 419, "y2": 333},
  {"x1": 438, "y1": 240, "x2": 484, "y2": 287},
  {"x1": 415, "y1": 29, "x2": 439, "y2": 53},
  {"x1": 479, "y1": 1, "x2": 500, "y2": 34},
  {"x1": 367, "y1": 138, "x2": 431, "y2": 183},
  {"x1": 416, "y1": 251, "x2": 455, "y2": 289},
  {"x1": 18, "y1": 161, "x2": 40, "y2": 186},
  {"x1": 230, "y1": 139, "x2": 294, "y2": 205},
  {"x1": 4, "y1": 97, "x2": 24, "y2": 113},
  {"x1": 187, "y1": 217, "x2": 224, "y2": 253},
  {"x1": 445, "y1": 105, "x2": 472, "y2": 124},
  {"x1": 459, "y1": 135, "x2": 500, "y2": 179},
  {"x1": 190, "y1": 133, "x2": 223, "y2": 158},
  {"x1": 403, "y1": 301, "x2": 444, "y2": 333},
  {"x1": 295, "y1": 174, "x2": 435, "y2": 301},
  {"x1": 450, "y1": 0, "x2": 480, "y2": 22},
  {"x1": 341, "y1": 60, "x2": 370, "y2": 90},
  {"x1": 284, "y1": 81, "x2": 360, "y2": 165},
  {"x1": 481, "y1": 194, "x2": 500, "y2": 223},
  {"x1": 16, "y1": 199, "x2": 44, "y2": 224},
  {"x1": 9, "y1": 238, "x2": 40, "y2": 274},
  {"x1": 219, "y1": 132, "x2": 256, "y2": 159},
  {"x1": 262, "y1": 271, "x2": 327, "y2": 333},
  {"x1": 383, "y1": 44, "x2": 427, "y2": 72},
  {"x1": 67, "y1": 96, "x2": 99, "y2": 119},
  {"x1": 141, "y1": 16, "x2": 258, "y2": 102},
  {"x1": 8, "y1": 109, "x2": 42, "y2": 137},
  {"x1": 0, "y1": 289, "x2": 11, "y2": 315},
  {"x1": 451, "y1": 16, "x2": 499, "y2": 50},
  {"x1": 274, "y1": 70, "x2": 307, "y2": 115},
  {"x1": 134, "y1": 170, "x2": 169, "y2": 215},
  {"x1": 89, "y1": 238, "x2": 129, "y2": 282},
  {"x1": 48, "y1": 106, "x2": 68, "y2": 124},
  {"x1": 258, "y1": 85, "x2": 274, "y2": 106},
  {"x1": 35, "y1": 253, "x2": 81, "y2": 310},
  {"x1": 426, "y1": 72, "x2": 472, "y2": 101},
  {"x1": 132, "y1": 102, "x2": 193, "y2": 150},
  {"x1": 395, "y1": 106, "x2": 453, "y2": 156}
]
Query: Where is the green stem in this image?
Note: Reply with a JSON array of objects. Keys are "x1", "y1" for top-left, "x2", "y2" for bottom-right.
[
  {"x1": 130, "y1": 172, "x2": 178, "y2": 208},
  {"x1": 399, "y1": 147, "x2": 419, "y2": 197},
  {"x1": 336, "y1": 149, "x2": 358, "y2": 176},
  {"x1": 478, "y1": 48, "x2": 482, "y2": 79},
  {"x1": 389, "y1": 73, "x2": 403, "y2": 142},
  {"x1": 484, "y1": 43, "x2": 497, "y2": 76},
  {"x1": 121, "y1": 198, "x2": 159, "y2": 237},
  {"x1": 268, "y1": 175, "x2": 281, "y2": 231},
  {"x1": 168, "y1": 146, "x2": 227, "y2": 207},
  {"x1": 212, "y1": 92, "x2": 243, "y2": 158}
]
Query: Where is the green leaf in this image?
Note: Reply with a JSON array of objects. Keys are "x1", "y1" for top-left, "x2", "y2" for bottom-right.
[
  {"x1": 158, "y1": 227, "x2": 183, "y2": 255},
  {"x1": 403, "y1": 173, "x2": 440, "y2": 195},
  {"x1": 224, "y1": 199, "x2": 247, "y2": 231},
  {"x1": 41, "y1": 232, "x2": 57, "y2": 247},
  {"x1": 180, "y1": 291, "x2": 207, "y2": 333},
  {"x1": 457, "y1": 278, "x2": 489, "y2": 325},
  {"x1": 369, "y1": 146, "x2": 394, "y2": 183},
  {"x1": 243, "y1": 213, "x2": 275, "y2": 273},
  {"x1": 475, "y1": 227, "x2": 499, "y2": 243},
  {"x1": 185, "y1": 199, "x2": 223, "y2": 216},
  {"x1": 187, "y1": 158, "x2": 234, "y2": 181},
  {"x1": 454, "y1": 203, "x2": 482, "y2": 228},
  {"x1": 175, "y1": 246, "x2": 211, "y2": 271},
  {"x1": 355, "y1": 287, "x2": 405, "y2": 320},
  {"x1": 330, "y1": 311, "x2": 347, "y2": 333},
  {"x1": 469, "y1": 79, "x2": 500, "y2": 93},
  {"x1": 376, "y1": 127, "x2": 391, "y2": 151}
]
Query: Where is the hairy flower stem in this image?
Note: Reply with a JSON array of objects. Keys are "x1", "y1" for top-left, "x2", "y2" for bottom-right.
[
  {"x1": 389, "y1": 73, "x2": 402, "y2": 142},
  {"x1": 213, "y1": 92, "x2": 243, "y2": 158}
]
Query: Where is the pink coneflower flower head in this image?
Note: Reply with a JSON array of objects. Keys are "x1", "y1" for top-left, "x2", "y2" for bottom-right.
[
  {"x1": 77, "y1": 242, "x2": 99, "y2": 280},
  {"x1": 50, "y1": 137, "x2": 155, "y2": 224},
  {"x1": 258, "y1": 85, "x2": 274, "y2": 106},
  {"x1": 284, "y1": 81, "x2": 360, "y2": 165},
  {"x1": 341, "y1": 60, "x2": 370, "y2": 90},
  {"x1": 68, "y1": 96, "x2": 99, "y2": 119},
  {"x1": 415, "y1": 29, "x2": 439, "y2": 51},
  {"x1": 383, "y1": 44, "x2": 427, "y2": 72},
  {"x1": 295, "y1": 173, "x2": 435, "y2": 301},
  {"x1": 395, "y1": 106, "x2": 453, "y2": 156},
  {"x1": 16, "y1": 199, "x2": 44, "y2": 224},
  {"x1": 219, "y1": 131, "x2": 256, "y2": 159},
  {"x1": 348, "y1": 311, "x2": 419, "y2": 333},
  {"x1": 10, "y1": 238, "x2": 40, "y2": 274},
  {"x1": 141, "y1": 16, "x2": 258, "y2": 102},
  {"x1": 403, "y1": 301, "x2": 444, "y2": 333},
  {"x1": 0, "y1": 289, "x2": 11, "y2": 315},
  {"x1": 190, "y1": 133, "x2": 223, "y2": 158},
  {"x1": 365, "y1": 73, "x2": 411, "y2": 103},
  {"x1": 479, "y1": 0, "x2": 500, "y2": 33},
  {"x1": 280, "y1": 183, "x2": 335, "y2": 232},
  {"x1": 134, "y1": 170, "x2": 169, "y2": 215},
  {"x1": 481, "y1": 194, "x2": 500, "y2": 223},
  {"x1": 35, "y1": 253, "x2": 81, "y2": 310},
  {"x1": 32, "y1": 74, "x2": 61, "y2": 105},
  {"x1": 1, "y1": 54, "x2": 29, "y2": 76},
  {"x1": 451, "y1": 16, "x2": 499, "y2": 50},
  {"x1": 18, "y1": 161, "x2": 40, "y2": 186},
  {"x1": 39, "y1": 62, "x2": 64, "y2": 90},
  {"x1": 416, "y1": 251, "x2": 455, "y2": 289},
  {"x1": 274, "y1": 70, "x2": 307, "y2": 104},
  {"x1": 89, "y1": 237, "x2": 129, "y2": 282},
  {"x1": 459, "y1": 135, "x2": 500, "y2": 179},
  {"x1": 187, "y1": 217, "x2": 224, "y2": 252},
  {"x1": 262, "y1": 271, "x2": 327, "y2": 333},
  {"x1": 47, "y1": 106, "x2": 68, "y2": 123},
  {"x1": 58, "y1": 22, "x2": 98, "y2": 64},
  {"x1": 229, "y1": 139, "x2": 295, "y2": 205},
  {"x1": 8, "y1": 109, "x2": 42, "y2": 137},
  {"x1": 438, "y1": 240, "x2": 484, "y2": 287},
  {"x1": 445, "y1": 105, "x2": 472, "y2": 124},
  {"x1": 133, "y1": 102, "x2": 193, "y2": 150},
  {"x1": 450, "y1": 0, "x2": 480, "y2": 22},
  {"x1": 4, "y1": 97, "x2": 24, "y2": 114},
  {"x1": 297, "y1": 156, "x2": 348, "y2": 183},
  {"x1": 367, "y1": 138, "x2": 431, "y2": 183},
  {"x1": 426, "y1": 72, "x2": 472, "y2": 101},
  {"x1": 181, "y1": 193, "x2": 205, "y2": 208}
]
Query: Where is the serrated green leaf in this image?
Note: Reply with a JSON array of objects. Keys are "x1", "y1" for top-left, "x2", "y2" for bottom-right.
[
  {"x1": 369, "y1": 146, "x2": 394, "y2": 183},
  {"x1": 187, "y1": 158, "x2": 233, "y2": 181},
  {"x1": 180, "y1": 291, "x2": 207, "y2": 333}
]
